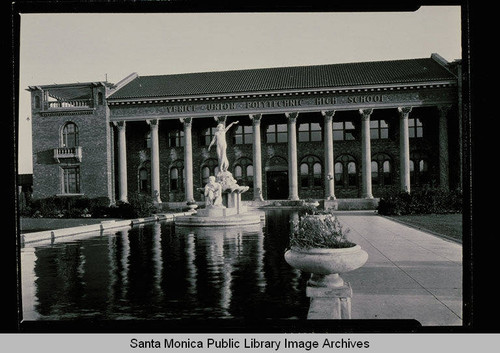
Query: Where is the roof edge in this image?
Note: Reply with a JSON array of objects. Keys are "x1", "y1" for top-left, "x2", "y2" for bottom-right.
[{"x1": 107, "y1": 73, "x2": 139, "y2": 98}]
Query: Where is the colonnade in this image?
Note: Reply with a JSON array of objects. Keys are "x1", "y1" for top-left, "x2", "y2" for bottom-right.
[{"x1": 113, "y1": 105, "x2": 450, "y2": 204}]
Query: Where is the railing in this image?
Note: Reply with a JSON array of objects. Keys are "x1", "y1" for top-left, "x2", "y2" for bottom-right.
[
  {"x1": 53, "y1": 146, "x2": 82, "y2": 162},
  {"x1": 46, "y1": 99, "x2": 93, "y2": 109}
]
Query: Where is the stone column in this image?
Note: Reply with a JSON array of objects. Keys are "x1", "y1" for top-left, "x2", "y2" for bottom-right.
[
  {"x1": 181, "y1": 117, "x2": 194, "y2": 202},
  {"x1": 250, "y1": 114, "x2": 264, "y2": 201},
  {"x1": 398, "y1": 107, "x2": 412, "y2": 193},
  {"x1": 286, "y1": 112, "x2": 299, "y2": 200},
  {"x1": 359, "y1": 109, "x2": 373, "y2": 199},
  {"x1": 322, "y1": 110, "x2": 336, "y2": 200},
  {"x1": 438, "y1": 105, "x2": 451, "y2": 191},
  {"x1": 147, "y1": 119, "x2": 161, "y2": 203},
  {"x1": 114, "y1": 121, "x2": 128, "y2": 203}
]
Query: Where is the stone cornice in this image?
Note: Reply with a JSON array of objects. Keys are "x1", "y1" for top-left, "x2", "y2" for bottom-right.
[
  {"x1": 106, "y1": 81, "x2": 457, "y2": 106},
  {"x1": 39, "y1": 109, "x2": 95, "y2": 117}
]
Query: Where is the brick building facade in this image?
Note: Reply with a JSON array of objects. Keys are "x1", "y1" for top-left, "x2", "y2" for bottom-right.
[{"x1": 28, "y1": 54, "x2": 462, "y2": 207}]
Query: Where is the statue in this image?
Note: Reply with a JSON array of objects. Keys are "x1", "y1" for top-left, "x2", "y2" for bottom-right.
[
  {"x1": 204, "y1": 176, "x2": 223, "y2": 207},
  {"x1": 208, "y1": 121, "x2": 239, "y2": 172}
]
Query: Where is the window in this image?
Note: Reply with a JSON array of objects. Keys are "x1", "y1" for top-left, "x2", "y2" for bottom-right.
[
  {"x1": 410, "y1": 152, "x2": 430, "y2": 185},
  {"x1": 145, "y1": 131, "x2": 151, "y2": 149},
  {"x1": 168, "y1": 130, "x2": 184, "y2": 147},
  {"x1": 170, "y1": 160, "x2": 184, "y2": 191},
  {"x1": 333, "y1": 121, "x2": 355, "y2": 141},
  {"x1": 97, "y1": 92, "x2": 104, "y2": 105},
  {"x1": 35, "y1": 96, "x2": 41, "y2": 109},
  {"x1": 62, "y1": 166, "x2": 80, "y2": 194},
  {"x1": 62, "y1": 122, "x2": 79, "y2": 148},
  {"x1": 266, "y1": 124, "x2": 287, "y2": 143},
  {"x1": 299, "y1": 155, "x2": 322, "y2": 189},
  {"x1": 370, "y1": 119, "x2": 389, "y2": 139},
  {"x1": 408, "y1": 118, "x2": 423, "y2": 138},
  {"x1": 233, "y1": 157, "x2": 253, "y2": 186},
  {"x1": 201, "y1": 127, "x2": 216, "y2": 146},
  {"x1": 298, "y1": 122, "x2": 322, "y2": 142},
  {"x1": 234, "y1": 125, "x2": 253, "y2": 144},
  {"x1": 372, "y1": 153, "x2": 393, "y2": 186},
  {"x1": 335, "y1": 154, "x2": 357, "y2": 187},
  {"x1": 334, "y1": 162, "x2": 343, "y2": 186},
  {"x1": 138, "y1": 161, "x2": 151, "y2": 194},
  {"x1": 201, "y1": 159, "x2": 219, "y2": 185}
]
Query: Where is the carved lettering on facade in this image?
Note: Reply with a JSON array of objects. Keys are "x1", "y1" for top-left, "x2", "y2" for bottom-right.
[{"x1": 245, "y1": 98, "x2": 304, "y2": 109}]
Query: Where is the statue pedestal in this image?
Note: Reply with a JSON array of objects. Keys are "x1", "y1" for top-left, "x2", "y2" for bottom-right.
[
  {"x1": 196, "y1": 207, "x2": 237, "y2": 218},
  {"x1": 175, "y1": 170, "x2": 260, "y2": 227}
]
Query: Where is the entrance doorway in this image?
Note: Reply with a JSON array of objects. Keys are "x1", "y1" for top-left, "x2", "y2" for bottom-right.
[{"x1": 266, "y1": 171, "x2": 288, "y2": 200}]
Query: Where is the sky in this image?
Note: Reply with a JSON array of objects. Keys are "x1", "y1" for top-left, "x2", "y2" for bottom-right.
[{"x1": 16, "y1": 7, "x2": 462, "y2": 174}]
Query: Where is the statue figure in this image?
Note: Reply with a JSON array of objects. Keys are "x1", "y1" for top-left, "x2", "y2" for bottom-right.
[
  {"x1": 204, "y1": 176, "x2": 223, "y2": 207},
  {"x1": 208, "y1": 121, "x2": 239, "y2": 172}
]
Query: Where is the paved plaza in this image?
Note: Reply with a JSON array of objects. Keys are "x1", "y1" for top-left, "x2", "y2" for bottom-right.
[{"x1": 331, "y1": 211, "x2": 462, "y2": 326}]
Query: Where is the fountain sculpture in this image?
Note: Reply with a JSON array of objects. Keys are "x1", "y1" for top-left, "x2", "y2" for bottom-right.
[{"x1": 175, "y1": 120, "x2": 263, "y2": 227}]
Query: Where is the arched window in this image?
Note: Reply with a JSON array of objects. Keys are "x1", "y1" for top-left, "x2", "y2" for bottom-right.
[
  {"x1": 97, "y1": 92, "x2": 104, "y2": 105},
  {"x1": 410, "y1": 151, "x2": 430, "y2": 186},
  {"x1": 371, "y1": 161, "x2": 379, "y2": 185},
  {"x1": 348, "y1": 161, "x2": 357, "y2": 186},
  {"x1": 170, "y1": 160, "x2": 184, "y2": 191},
  {"x1": 61, "y1": 122, "x2": 79, "y2": 148},
  {"x1": 138, "y1": 161, "x2": 151, "y2": 194},
  {"x1": 35, "y1": 95, "x2": 41, "y2": 109},
  {"x1": 201, "y1": 158, "x2": 218, "y2": 185},
  {"x1": 233, "y1": 157, "x2": 253, "y2": 186},
  {"x1": 335, "y1": 154, "x2": 357, "y2": 187},
  {"x1": 299, "y1": 155, "x2": 322, "y2": 189},
  {"x1": 372, "y1": 153, "x2": 393, "y2": 186},
  {"x1": 335, "y1": 162, "x2": 344, "y2": 186}
]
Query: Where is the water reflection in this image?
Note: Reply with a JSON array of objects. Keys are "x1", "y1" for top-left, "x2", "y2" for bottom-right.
[{"x1": 21, "y1": 210, "x2": 309, "y2": 321}]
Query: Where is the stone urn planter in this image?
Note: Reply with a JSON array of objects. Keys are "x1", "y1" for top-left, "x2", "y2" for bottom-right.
[
  {"x1": 284, "y1": 213, "x2": 368, "y2": 319},
  {"x1": 285, "y1": 244, "x2": 368, "y2": 287}
]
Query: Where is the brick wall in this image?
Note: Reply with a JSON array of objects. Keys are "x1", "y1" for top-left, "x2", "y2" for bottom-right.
[
  {"x1": 120, "y1": 106, "x2": 457, "y2": 203},
  {"x1": 31, "y1": 85, "x2": 113, "y2": 201}
]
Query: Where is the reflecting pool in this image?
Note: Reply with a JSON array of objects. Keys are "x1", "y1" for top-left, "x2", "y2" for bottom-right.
[{"x1": 21, "y1": 210, "x2": 310, "y2": 321}]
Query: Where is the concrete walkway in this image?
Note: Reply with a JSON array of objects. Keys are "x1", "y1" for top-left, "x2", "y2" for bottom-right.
[{"x1": 332, "y1": 211, "x2": 462, "y2": 326}]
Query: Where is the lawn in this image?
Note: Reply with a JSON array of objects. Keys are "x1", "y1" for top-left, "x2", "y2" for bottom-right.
[
  {"x1": 19, "y1": 217, "x2": 114, "y2": 233},
  {"x1": 387, "y1": 213, "x2": 463, "y2": 242}
]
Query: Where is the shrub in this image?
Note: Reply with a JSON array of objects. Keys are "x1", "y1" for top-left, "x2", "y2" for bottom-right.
[
  {"x1": 290, "y1": 214, "x2": 355, "y2": 249},
  {"x1": 377, "y1": 189, "x2": 463, "y2": 215}
]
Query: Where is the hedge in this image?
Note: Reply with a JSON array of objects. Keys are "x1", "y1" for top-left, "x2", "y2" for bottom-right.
[
  {"x1": 24, "y1": 193, "x2": 160, "y2": 219},
  {"x1": 377, "y1": 189, "x2": 463, "y2": 215}
]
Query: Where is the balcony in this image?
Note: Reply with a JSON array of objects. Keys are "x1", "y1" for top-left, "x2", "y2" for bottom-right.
[
  {"x1": 46, "y1": 99, "x2": 94, "y2": 110},
  {"x1": 53, "y1": 146, "x2": 82, "y2": 163}
]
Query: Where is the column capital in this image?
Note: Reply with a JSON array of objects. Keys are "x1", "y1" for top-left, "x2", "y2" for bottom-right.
[
  {"x1": 180, "y1": 117, "x2": 193, "y2": 127},
  {"x1": 146, "y1": 119, "x2": 159, "y2": 127},
  {"x1": 285, "y1": 112, "x2": 299, "y2": 122},
  {"x1": 321, "y1": 110, "x2": 336, "y2": 120},
  {"x1": 359, "y1": 108, "x2": 373, "y2": 120},
  {"x1": 214, "y1": 116, "x2": 227, "y2": 125},
  {"x1": 398, "y1": 106, "x2": 413, "y2": 118},
  {"x1": 437, "y1": 105, "x2": 452, "y2": 116},
  {"x1": 249, "y1": 114, "x2": 262, "y2": 123},
  {"x1": 113, "y1": 121, "x2": 126, "y2": 129}
]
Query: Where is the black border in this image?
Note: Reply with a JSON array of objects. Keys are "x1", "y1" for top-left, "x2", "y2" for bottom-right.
[{"x1": 7, "y1": 0, "x2": 494, "y2": 334}]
